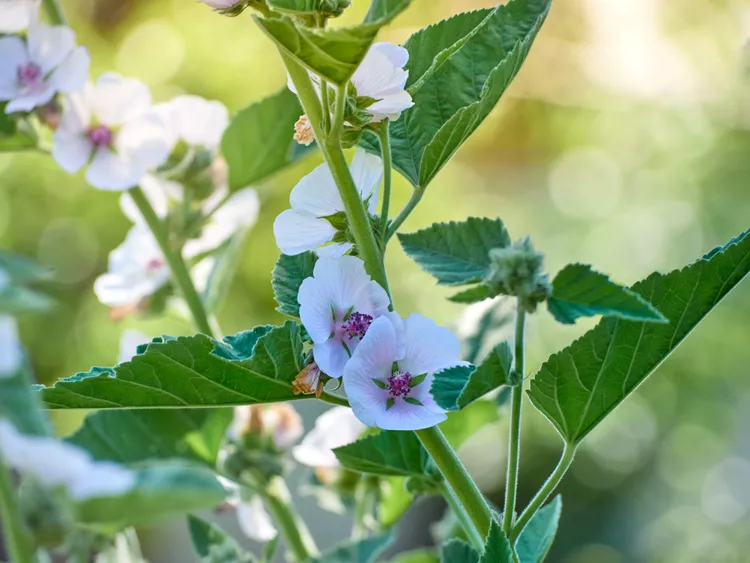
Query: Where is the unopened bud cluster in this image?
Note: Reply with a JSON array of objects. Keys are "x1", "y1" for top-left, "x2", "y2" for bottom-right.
[{"x1": 485, "y1": 237, "x2": 551, "y2": 312}]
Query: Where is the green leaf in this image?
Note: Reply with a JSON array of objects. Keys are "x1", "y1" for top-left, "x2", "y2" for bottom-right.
[
  {"x1": 255, "y1": 0, "x2": 410, "y2": 86},
  {"x1": 0, "y1": 353, "x2": 51, "y2": 437},
  {"x1": 548, "y1": 264, "x2": 667, "y2": 325},
  {"x1": 188, "y1": 515, "x2": 257, "y2": 563},
  {"x1": 267, "y1": 0, "x2": 331, "y2": 15},
  {"x1": 67, "y1": 409, "x2": 233, "y2": 466},
  {"x1": 448, "y1": 284, "x2": 495, "y2": 304},
  {"x1": 528, "y1": 229, "x2": 750, "y2": 444},
  {"x1": 77, "y1": 462, "x2": 226, "y2": 527},
  {"x1": 310, "y1": 532, "x2": 395, "y2": 563},
  {"x1": 398, "y1": 217, "x2": 511, "y2": 286},
  {"x1": 221, "y1": 88, "x2": 313, "y2": 191},
  {"x1": 333, "y1": 431, "x2": 430, "y2": 477},
  {"x1": 480, "y1": 521, "x2": 513, "y2": 563},
  {"x1": 515, "y1": 496, "x2": 562, "y2": 563},
  {"x1": 0, "y1": 251, "x2": 51, "y2": 281},
  {"x1": 39, "y1": 323, "x2": 305, "y2": 409},
  {"x1": 441, "y1": 539, "x2": 478, "y2": 563},
  {"x1": 0, "y1": 250, "x2": 54, "y2": 315},
  {"x1": 431, "y1": 342, "x2": 512, "y2": 411},
  {"x1": 214, "y1": 325, "x2": 275, "y2": 361},
  {"x1": 360, "y1": 0, "x2": 550, "y2": 188},
  {"x1": 0, "y1": 106, "x2": 37, "y2": 151},
  {"x1": 272, "y1": 252, "x2": 317, "y2": 317}
]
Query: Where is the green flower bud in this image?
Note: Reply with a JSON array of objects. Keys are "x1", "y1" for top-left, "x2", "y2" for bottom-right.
[{"x1": 485, "y1": 236, "x2": 551, "y2": 312}]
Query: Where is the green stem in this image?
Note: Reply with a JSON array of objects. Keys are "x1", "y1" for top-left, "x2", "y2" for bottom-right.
[
  {"x1": 261, "y1": 477, "x2": 318, "y2": 562},
  {"x1": 319, "y1": 392, "x2": 349, "y2": 407},
  {"x1": 0, "y1": 462, "x2": 34, "y2": 563},
  {"x1": 510, "y1": 444, "x2": 577, "y2": 543},
  {"x1": 415, "y1": 426, "x2": 493, "y2": 538},
  {"x1": 386, "y1": 186, "x2": 424, "y2": 241},
  {"x1": 502, "y1": 306, "x2": 526, "y2": 534},
  {"x1": 320, "y1": 82, "x2": 331, "y2": 135},
  {"x1": 329, "y1": 84, "x2": 348, "y2": 141},
  {"x1": 377, "y1": 121, "x2": 392, "y2": 244},
  {"x1": 438, "y1": 481, "x2": 484, "y2": 551},
  {"x1": 41, "y1": 0, "x2": 67, "y2": 24},
  {"x1": 128, "y1": 186, "x2": 214, "y2": 337}
]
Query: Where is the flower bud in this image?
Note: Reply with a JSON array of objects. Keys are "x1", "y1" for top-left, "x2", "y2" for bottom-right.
[
  {"x1": 231, "y1": 404, "x2": 303, "y2": 452},
  {"x1": 485, "y1": 237, "x2": 551, "y2": 312},
  {"x1": 199, "y1": 0, "x2": 256, "y2": 16}
]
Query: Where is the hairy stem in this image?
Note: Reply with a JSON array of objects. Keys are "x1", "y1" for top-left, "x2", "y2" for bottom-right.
[
  {"x1": 377, "y1": 121, "x2": 392, "y2": 244},
  {"x1": 261, "y1": 477, "x2": 318, "y2": 562},
  {"x1": 386, "y1": 186, "x2": 424, "y2": 241},
  {"x1": 502, "y1": 306, "x2": 526, "y2": 534},
  {"x1": 510, "y1": 444, "x2": 577, "y2": 542},
  {"x1": 438, "y1": 481, "x2": 485, "y2": 551},
  {"x1": 416, "y1": 426, "x2": 493, "y2": 539},
  {"x1": 41, "y1": 0, "x2": 67, "y2": 24},
  {"x1": 0, "y1": 462, "x2": 34, "y2": 563},
  {"x1": 128, "y1": 186, "x2": 214, "y2": 337}
]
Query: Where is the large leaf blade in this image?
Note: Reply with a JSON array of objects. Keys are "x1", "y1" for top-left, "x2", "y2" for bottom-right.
[
  {"x1": 333, "y1": 431, "x2": 429, "y2": 477},
  {"x1": 528, "y1": 229, "x2": 750, "y2": 444}
]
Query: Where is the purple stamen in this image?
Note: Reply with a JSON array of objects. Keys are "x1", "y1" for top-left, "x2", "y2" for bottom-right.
[
  {"x1": 341, "y1": 312, "x2": 373, "y2": 340},
  {"x1": 88, "y1": 125, "x2": 113, "y2": 147},
  {"x1": 146, "y1": 258, "x2": 164, "y2": 272},
  {"x1": 387, "y1": 370, "x2": 412, "y2": 399},
  {"x1": 16, "y1": 62, "x2": 43, "y2": 88}
]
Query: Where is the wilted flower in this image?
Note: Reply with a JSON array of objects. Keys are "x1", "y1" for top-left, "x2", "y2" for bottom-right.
[
  {"x1": 292, "y1": 407, "x2": 365, "y2": 470},
  {"x1": 0, "y1": 315, "x2": 22, "y2": 378},
  {"x1": 344, "y1": 314, "x2": 461, "y2": 431},
  {"x1": 274, "y1": 149, "x2": 381, "y2": 257},
  {"x1": 350, "y1": 43, "x2": 413, "y2": 122},
  {"x1": 52, "y1": 73, "x2": 171, "y2": 191},
  {"x1": 293, "y1": 114, "x2": 315, "y2": 146},
  {"x1": 231, "y1": 404, "x2": 303, "y2": 451},
  {"x1": 293, "y1": 362, "x2": 323, "y2": 397},
  {"x1": 0, "y1": 419, "x2": 134, "y2": 501},
  {"x1": 298, "y1": 256, "x2": 391, "y2": 378},
  {"x1": 0, "y1": 0, "x2": 38, "y2": 34},
  {"x1": 0, "y1": 19, "x2": 89, "y2": 114}
]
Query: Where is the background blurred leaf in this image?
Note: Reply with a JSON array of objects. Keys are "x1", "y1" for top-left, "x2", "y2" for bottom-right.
[
  {"x1": 529, "y1": 229, "x2": 750, "y2": 444},
  {"x1": 188, "y1": 515, "x2": 257, "y2": 563},
  {"x1": 0, "y1": 354, "x2": 51, "y2": 436},
  {"x1": 515, "y1": 495, "x2": 562, "y2": 563},
  {"x1": 310, "y1": 532, "x2": 395, "y2": 563}
]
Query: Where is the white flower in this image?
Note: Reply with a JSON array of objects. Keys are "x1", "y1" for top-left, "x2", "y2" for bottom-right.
[
  {"x1": 199, "y1": 0, "x2": 243, "y2": 9},
  {"x1": 0, "y1": 420, "x2": 135, "y2": 501},
  {"x1": 0, "y1": 0, "x2": 38, "y2": 34},
  {"x1": 274, "y1": 149, "x2": 382, "y2": 257},
  {"x1": 351, "y1": 43, "x2": 413, "y2": 122},
  {"x1": 231, "y1": 404, "x2": 303, "y2": 451},
  {"x1": 0, "y1": 19, "x2": 89, "y2": 114},
  {"x1": 237, "y1": 496, "x2": 277, "y2": 542},
  {"x1": 119, "y1": 174, "x2": 174, "y2": 225},
  {"x1": 343, "y1": 314, "x2": 462, "y2": 431},
  {"x1": 0, "y1": 315, "x2": 23, "y2": 378},
  {"x1": 153, "y1": 95, "x2": 228, "y2": 152},
  {"x1": 52, "y1": 73, "x2": 171, "y2": 191},
  {"x1": 118, "y1": 329, "x2": 149, "y2": 364},
  {"x1": 94, "y1": 226, "x2": 170, "y2": 307},
  {"x1": 292, "y1": 407, "x2": 365, "y2": 469},
  {"x1": 298, "y1": 256, "x2": 391, "y2": 378}
]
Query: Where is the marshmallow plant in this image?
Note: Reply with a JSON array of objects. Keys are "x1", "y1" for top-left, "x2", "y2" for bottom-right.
[{"x1": 2, "y1": 1, "x2": 750, "y2": 563}]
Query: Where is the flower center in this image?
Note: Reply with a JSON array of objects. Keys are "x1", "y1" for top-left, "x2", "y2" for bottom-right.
[
  {"x1": 146, "y1": 258, "x2": 164, "y2": 272},
  {"x1": 88, "y1": 125, "x2": 113, "y2": 148},
  {"x1": 341, "y1": 312, "x2": 373, "y2": 340},
  {"x1": 387, "y1": 370, "x2": 412, "y2": 398},
  {"x1": 16, "y1": 62, "x2": 43, "y2": 88}
]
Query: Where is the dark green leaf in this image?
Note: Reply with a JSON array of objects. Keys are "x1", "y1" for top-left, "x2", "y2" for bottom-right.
[
  {"x1": 449, "y1": 284, "x2": 495, "y2": 304},
  {"x1": 188, "y1": 515, "x2": 257, "y2": 563},
  {"x1": 333, "y1": 431, "x2": 429, "y2": 477},
  {"x1": 214, "y1": 325, "x2": 275, "y2": 361},
  {"x1": 272, "y1": 252, "x2": 317, "y2": 317},
  {"x1": 39, "y1": 323, "x2": 305, "y2": 409},
  {"x1": 480, "y1": 521, "x2": 513, "y2": 563},
  {"x1": 0, "y1": 353, "x2": 51, "y2": 436},
  {"x1": 431, "y1": 342, "x2": 512, "y2": 411},
  {"x1": 310, "y1": 532, "x2": 395, "y2": 563},
  {"x1": 548, "y1": 264, "x2": 667, "y2": 325},
  {"x1": 67, "y1": 409, "x2": 233, "y2": 466},
  {"x1": 255, "y1": 0, "x2": 409, "y2": 86},
  {"x1": 441, "y1": 539, "x2": 478, "y2": 563},
  {"x1": 398, "y1": 217, "x2": 511, "y2": 286},
  {"x1": 515, "y1": 496, "x2": 562, "y2": 563},
  {"x1": 77, "y1": 462, "x2": 226, "y2": 527},
  {"x1": 528, "y1": 229, "x2": 750, "y2": 444},
  {"x1": 222, "y1": 88, "x2": 313, "y2": 191},
  {"x1": 360, "y1": 0, "x2": 550, "y2": 187}
]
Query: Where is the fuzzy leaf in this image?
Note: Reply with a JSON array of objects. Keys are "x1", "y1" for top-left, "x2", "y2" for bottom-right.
[
  {"x1": 222, "y1": 88, "x2": 313, "y2": 191},
  {"x1": 515, "y1": 496, "x2": 562, "y2": 563},
  {"x1": 448, "y1": 284, "x2": 495, "y2": 304},
  {"x1": 441, "y1": 540, "x2": 478, "y2": 563},
  {"x1": 67, "y1": 409, "x2": 233, "y2": 466},
  {"x1": 480, "y1": 521, "x2": 513, "y2": 563},
  {"x1": 255, "y1": 0, "x2": 409, "y2": 86},
  {"x1": 431, "y1": 342, "x2": 512, "y2": 411},
  {"x1": 77, "y1": 462, "x2": 226, "y2": 527},
  {"x1": 188, "y1": 515, "x2": 257, "y2": 563},
  {"x1": 529, "y1": 229, "x2": 750, "y2": 444},
  {"x1": 548, "y1": 264, "x2": 667, "y2": 325},
  {"x1": 333, "y1": 431, "x2": 430, "y2": 477},
  {"x1": 272, "y1": 252, "x2": 317, "y2": 317},
  {"x1": 310, "y1": 532, "x2": 395, "y2": 563},
  {"x1": 360, "y1": 0, "x2": 550, "y2": 188},
  {"x1": 398, "y1": 217, "x2": 511, "y2": 286},
  {"x1": 39, "y1": 323, "x2": 305, "y2": 409}
]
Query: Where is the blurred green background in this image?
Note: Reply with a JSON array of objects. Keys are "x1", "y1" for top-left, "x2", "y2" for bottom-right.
[{"x1": 2, "y1": 0, "x2": 750, "y2": 561}]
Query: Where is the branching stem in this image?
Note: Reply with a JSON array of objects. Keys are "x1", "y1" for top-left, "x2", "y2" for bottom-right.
[{"x1": 377, "y1": 121, "x2": 392, "y2": 243}]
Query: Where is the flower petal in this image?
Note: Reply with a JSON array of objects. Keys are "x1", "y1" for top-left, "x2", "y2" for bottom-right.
[
  {"x1": 5, "y1": 84, "x2": 55, "y2": 113},
  {"x1": 158, "y1": 95, "x2": 229, "y2": 150},
  {"x1": 52, "y1": 130, "x2": 91, "y2": 174},
  {"x1": 371, "y1": 42, "x2": 409, "y2": 69},
  {"x1": 86, "y1": 147, "x2": 145, "y2": 191},
  {"x1": 292, "y1": 406, "x2": 365, "y2": 469},
  {"x1": 117, "y1": 329, "x2": 149, "y2": 364},
  {"x1": 237, "y1": 497, "x2": 277, "y2": 542},
  {"x1": 0, "y1": 0, "x2": 37, "y2": 34},
  {"x1": 0, "y1": 315, "x2": 23, "y2": 378},
  {"x1": 398, "y1": 313, "x2": 463, "y2": 376},
  {"x1": 350, "y1": 149, "x2": 383, "y2": 214},
  {"x1": 312, "y1": 339, "x2": 351, "y2": 379},
  {"x1": 91, "y1": 73, "x2": 151, "y2": 126},
  {"x1": 27, "y1": 21, "x2": 74, "y2": 74},
  {"x1": 0, "y1": 36, "x2": 27, "y2": 100},
  {"x1": 298, "y1": 276, "x2": 336, "y2": 344},
  {"x1": 49, "y1": 45, "x2": 90, "y2": 93},
  {"x1": 367, "y1": 90, "x2": 414, "y2": 122},
  {"x1": 120, "y1": 174, "x2": 174, "y2": 224},
  {"x1": 274, "y1": 209, "x2": 336, "y2": 255},
  {"x1": 289, "y1": 160, "x2": 344, "y2": 216},
  {"x1": 374, "y1": 399, "x2": 447, "y2": 431},
  {"x1": 115, "y1": 111, "x2": 171, "y2": 170},
  {"x1": 315, "y1": 242, "x2": 352, "y2": 259}
]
